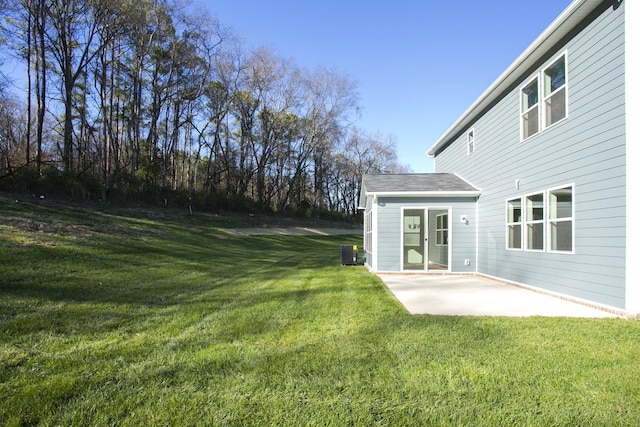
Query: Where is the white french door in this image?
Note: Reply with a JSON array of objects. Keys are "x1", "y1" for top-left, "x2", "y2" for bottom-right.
[{"x1": 402, "y1": 208, "x2": 450, "y2": 271}]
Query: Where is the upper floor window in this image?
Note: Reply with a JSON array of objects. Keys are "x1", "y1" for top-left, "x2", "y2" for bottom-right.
[
  {"x1": 544, "y1": 55, "x2": 567, "y2": 127},
  {"x1": 521, "y1": 77, "x2": 539, "y2": 140},
  {"x1": 467, "y1": 129, "x2": 475, "y2": 155},
  {"x1": 520, "y1": 52, "x2": 567, "y2": 141}
]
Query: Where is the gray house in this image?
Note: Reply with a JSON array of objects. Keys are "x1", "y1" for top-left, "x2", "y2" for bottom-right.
[{"x1": 359, "y1": 0, "x2": 638, "y2": 315}]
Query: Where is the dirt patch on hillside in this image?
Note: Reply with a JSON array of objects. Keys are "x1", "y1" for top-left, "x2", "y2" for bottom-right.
[{"x1": 225, "y1": 227, "x2": 360, "y2": 236}]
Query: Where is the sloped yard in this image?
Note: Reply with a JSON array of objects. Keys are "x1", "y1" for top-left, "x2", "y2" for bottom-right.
[{"x1": 1, "y1": 195, "x2": 639, "y2": 425}]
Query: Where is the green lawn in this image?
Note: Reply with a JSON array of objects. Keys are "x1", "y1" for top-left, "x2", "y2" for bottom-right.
[{"x1": 1, "y1": 195, "x2": 639, "y2": 426}]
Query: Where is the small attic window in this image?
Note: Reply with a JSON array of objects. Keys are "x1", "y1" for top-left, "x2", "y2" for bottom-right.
[{"x1": 467, "y1": 129, "x2": 475, "y2": 155}]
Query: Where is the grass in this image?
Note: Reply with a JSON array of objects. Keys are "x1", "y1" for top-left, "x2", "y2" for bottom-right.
[{"x1": 1, "y1": 194, "x2": 639, "y2": 426}]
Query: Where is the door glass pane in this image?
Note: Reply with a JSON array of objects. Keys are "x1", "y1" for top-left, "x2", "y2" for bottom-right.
[
  {"x1": 403, "y1": 210, "x2": 424, "y2": 270},
  {"x1": 428, "y1": 210, "x2": 449, "y2": 271}
]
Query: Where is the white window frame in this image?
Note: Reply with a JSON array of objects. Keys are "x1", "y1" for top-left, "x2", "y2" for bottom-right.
[
  {"x1": 506, "y1": 197, "x2": 523, "y2": 251},
  {"x1": 542, "y1": 52, "x2": 568, "y2": 130},
  {"x1": 520, "y1": 51, "x2": 568, "y2": 142},
  {"x1": 467, "y1": 128, "x2": 475, "y2": 155},
  {"x1": 524, "y1": 191, "x2": 545, "y2": 252},
  {"x1": 435, "y1": 213, "x2": 448, "y2": 246},
  {"x1": 506, "y1": 183, "x2": 576, "y2": 255},
  {"x1": 520, "y1": 75, "x2": 540, "y2": 141},
  {"x1": 547, "y1": 184, "x2": 574, "y2": 254}
]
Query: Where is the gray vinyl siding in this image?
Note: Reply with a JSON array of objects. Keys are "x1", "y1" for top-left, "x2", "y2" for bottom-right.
[
  {"x1": 375, "y1": 197, "x2": 477, "y2": 273},
  {"x1": 433, "y1": 5, "x2": 626, "y2": 308}
]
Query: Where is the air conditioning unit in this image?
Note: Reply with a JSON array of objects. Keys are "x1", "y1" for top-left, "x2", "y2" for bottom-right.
[{"x1": 340, "y1": 244, "x2": 358, "y2": 266}]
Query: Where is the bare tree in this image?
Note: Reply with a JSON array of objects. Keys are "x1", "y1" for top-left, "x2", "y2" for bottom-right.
[
  {"x1": 44, "y1": 0, "x2": 126, "y2": 172},
  {"x1": 326, "y1": 129, "x2": 409, "y2": 215},
  {"x1": 0, "y1": 0, "x2": 407, "y2": 216},
  {"x1": 279, "y1": 66, "x2": 358, "y2": 212},
  {"x1": 0, "y1": 97, "x2": 27, "y2": 178}
]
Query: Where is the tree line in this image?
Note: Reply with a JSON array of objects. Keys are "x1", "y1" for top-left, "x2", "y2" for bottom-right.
[{"x1": 0, "y1": 0, "x2": 407, "y2": 216}]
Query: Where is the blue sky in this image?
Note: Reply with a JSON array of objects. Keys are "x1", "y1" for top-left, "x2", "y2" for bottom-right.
[{"x1": 204, "y1": 0, "x2": 573, "y2": 173}]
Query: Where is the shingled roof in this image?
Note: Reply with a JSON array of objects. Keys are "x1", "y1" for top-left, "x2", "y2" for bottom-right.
[{"x1": 359, "y1": 173, "x2": 480, "y2": 208}]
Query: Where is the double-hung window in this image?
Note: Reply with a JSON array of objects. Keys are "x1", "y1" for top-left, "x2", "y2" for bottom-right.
[
  {"x1": 521, "y1": 77, "x2": 539, "y2": 140},
  {"x1": 521, "y1": 52, "x2": 567, "y2": 141},
  {"x1": 548, "y1": 185, "x2": 573, "y2": 252},
  {"x1": 525, "y1": 193, "x2": 544, "y2": 251},
  {"x1": 507, "y1": 184, "x2": 574, "y2": 253},
  {"x1": 544, "y1": 55, "x2": 567, "y2": 127},
  {"x1": 506, "y1": 198, "x2": 522, "y2": 250}
]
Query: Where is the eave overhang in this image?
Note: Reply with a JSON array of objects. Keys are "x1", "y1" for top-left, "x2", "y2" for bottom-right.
[{"x1": 365, "y1": 190, "x2": 481, "y2": 198}]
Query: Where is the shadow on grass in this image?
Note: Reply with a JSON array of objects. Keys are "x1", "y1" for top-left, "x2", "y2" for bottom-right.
[
  {"x1": 1, "y1": 210, "x2": 364, "y2": 339},
  {"x1": 1, "y1": 233, "x2": 356, "y2": 298},
  {"x1": 5, "y1": 195, "x2": 640, "y2": 425}
]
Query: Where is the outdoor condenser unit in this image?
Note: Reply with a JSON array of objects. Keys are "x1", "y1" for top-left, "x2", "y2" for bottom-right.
[{"x1": 340, "y1": 244, "x2": 358, "y2": 266}]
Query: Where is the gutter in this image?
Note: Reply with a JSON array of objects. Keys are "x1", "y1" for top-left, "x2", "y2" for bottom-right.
[{"x1": 365, "y1": 191, "x2": 481, "y2": 198}]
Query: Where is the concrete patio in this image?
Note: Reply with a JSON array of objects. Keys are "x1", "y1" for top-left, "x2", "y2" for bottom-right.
[{"x1": 378, "y1": 274, "x2": 619, "y2": 317}]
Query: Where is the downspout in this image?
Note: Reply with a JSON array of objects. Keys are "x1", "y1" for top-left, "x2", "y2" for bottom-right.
[
  {"x1": 372, "y1": 195, "x2": 378, "y2": 272},
  {"x1": 475, "y1": 196, "x2": 480, "y2": 273}
]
